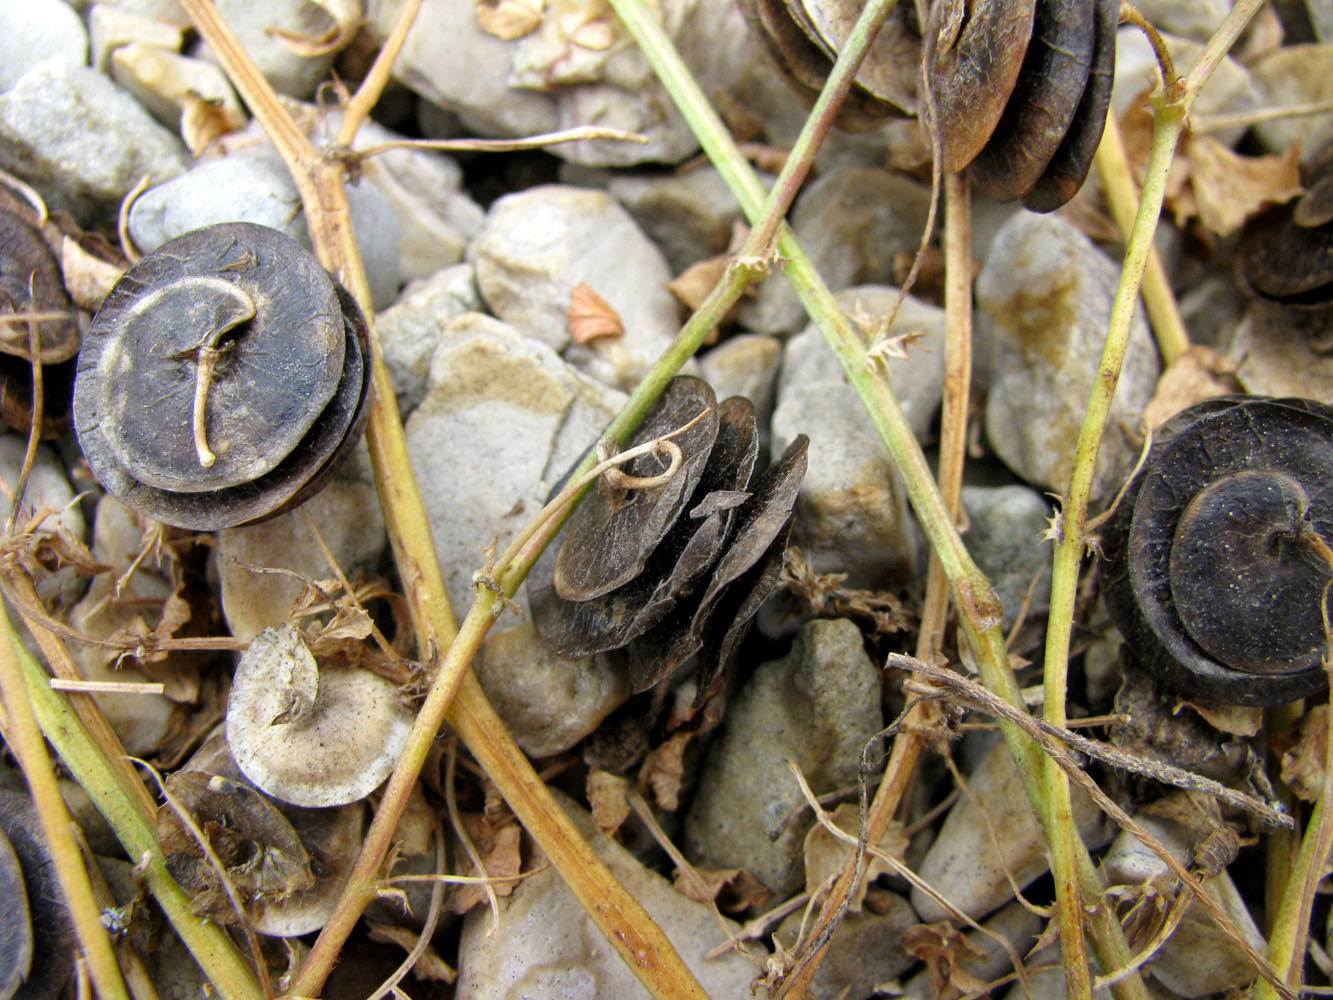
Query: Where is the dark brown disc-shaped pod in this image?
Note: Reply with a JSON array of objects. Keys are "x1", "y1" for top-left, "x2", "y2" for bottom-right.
[
  {"x1": 1022, "y1": 0, "x2": 1117, "y2": 212},
  {"x1": 968, "y1": 0, "x2": 1098, "y2": 202},
  {"x1": 624, "y1": 434, "x2": 808, "y2": 692},
  {"x1": 783, "y1": 0, "x2": 921, "y2": 114},
  {"x1": 0, "y1": 791, "x2": 73, "y2": 1000},
  {"x1": 532, "y1": 395, "x2": 758, "y2": 658},
  {"x1": 1238, "y1": 199, "x2": 1333, "y2": 309},
  {"x1": 554, "y1": 376, "x2": 720, "y2": 602},
  {"x1": 1101, "y1": 396, "x2": 1333, "y2": 706},
  {"x1": 734, "y1": 0, "x2": 911, "y2": 129},
  {"x1": 0, "y1": 210, "x2": 80, "y2": 364},
  {"x1": 926, "y1": 0, "x2": 1038, "y2": 174},
  {"x1": 74, "y1": 223, "x2": 371, "y2": 530}
]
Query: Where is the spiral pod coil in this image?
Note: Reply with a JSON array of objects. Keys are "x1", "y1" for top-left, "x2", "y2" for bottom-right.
[{"x1": 1102, "y1": 395, "x2": 1333, "y2": 706}]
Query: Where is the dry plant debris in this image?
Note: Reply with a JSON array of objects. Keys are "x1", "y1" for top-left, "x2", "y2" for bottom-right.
[{"x1": 5, "y1": 2, "x2": 1333, "y2": 999}]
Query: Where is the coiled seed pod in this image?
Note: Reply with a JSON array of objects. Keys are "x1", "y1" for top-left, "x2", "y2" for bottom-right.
[
  {"x1": 74, "y1": 222, "x2": 371, "y2": 530},
  {"x1": 1102, "y1": 395, "x2": 1333, "y2": 706}
]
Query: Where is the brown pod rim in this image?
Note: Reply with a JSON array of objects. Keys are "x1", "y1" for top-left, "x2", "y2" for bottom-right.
[
  {"x1": 926, "y1": 0, "x2": 1038, "y2": 174},
  {"x1": 1023, "y1": 0, "x2": 1118, "y2": 212}
]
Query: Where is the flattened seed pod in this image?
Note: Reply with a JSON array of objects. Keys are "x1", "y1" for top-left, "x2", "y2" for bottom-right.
[
  {"x1": 533, "y1": 377, "x2": 807, "y2": 696},
  {"x1": 1102, "y1": 396, "x2": 1333, "y2": 706},
  {"x1": 968, "y1": 0, "x2": 1098, "y2": 201},
  {"x1": 74, "y1": 222, "x2": 371, "y2": 530},
  {"x1": 553, "y1": 376, "x2": 720, "y2": 602},
  {"x1": 531, "y1": 395, "x2": 758, "y2": 658}
]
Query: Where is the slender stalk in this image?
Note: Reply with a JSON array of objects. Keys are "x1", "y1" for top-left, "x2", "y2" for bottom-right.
[
  {"x1": 608, "y1": 3, "x2": 1161, "y2": 996},
  {"x1": 5, "y1": 606, "x2": 262, "y2": 1000},
  {"x1": 1094, "y1": 113, "x2": 1189, "y2": 365},
  {"x1": 182, "y1": 4, "x2": 713, "y2": 998},
  {"x1": 781, "y1": 171, "x2": 971, "y2": 997},
  {"x1": 0, "y1": 608, "x2": 129, "y2": 1000}
]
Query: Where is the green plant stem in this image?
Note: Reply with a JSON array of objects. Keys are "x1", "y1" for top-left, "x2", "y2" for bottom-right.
[
  {"x1": 1257, "y1": 689, "x2": 1333, "y2": 999},
  {"x1": 606, "y1": 3, "x2": 1155, "y2": 997},
  {"x1": 3, "y1": 604, "x2": 262, "y2": 1000},
  {"x1": 0, "y1": 608, "x2": 129, "y2": 1000},
  {"x1": 1094, "y1": 112, "x2": 1189, "y2": 365}
]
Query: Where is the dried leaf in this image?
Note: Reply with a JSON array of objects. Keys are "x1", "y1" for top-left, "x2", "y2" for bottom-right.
[
  {"x1": 587, "y1": 768, "x2": 631, "y2": 835},
  {"x1": 665, "y1": 255, "x2": 729, "y2": 311},
  {"x1": 903, "y1": 922, "x2": 990, "y2": 999},
  {"x1": 446, "y1": 815, "x2": 522, "y2": 914},
  {"x1": 153, "y1": 590, "x2": 193, "y2": 644},
  {"x1": 566, "y1": 281, "x2": 624, "y2": 344},
  {"x1": 1142, "y1": 345, "x2": 1243, "y2": 429},
  {"x1": 640, "y1": 730, "x2": 691, "y2": 812},
  {"x1": 1176, "y1": 698, "x2": 1263, "y2": 739},
  {"x1": 181, "y1": 93, "x2": 246, "y2": 156},
  {"x1": 569, "y1": 18, "x2": 615, "y2": 49},
  {"x1": 672, "y1": 865, "x2": 769, "y2": 912},
  {"x1": 1281, "y1": 705, "x2": 1328, "y2": 802},
  {"x1": 60, "y1": 236, "x2": 124, "y2": 310},
  {"x1": 1185, "y1": 132, "x2": 1302, "y2": 237},
  {"x1": 365, "y1": 923, "x2": 457, "y2": 982},
  {"x1": 802, "y1": 802, "x2": 907, "y2": 911},
  {"x1": 475, "y1": 0, "x2": 544, "y2": 40},
  {"x1": 264, "y1": 0, "x2": 362, "y2": 55}
]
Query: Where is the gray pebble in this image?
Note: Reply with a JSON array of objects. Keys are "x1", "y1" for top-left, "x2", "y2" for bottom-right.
[
  {"x1": 363, "y1": 0, "x2": 763, "y2": 167},
  {"x1": 88, "y1": 4, "x2": 184, "y2": 73},
  {"x1": 564, "y1": 163, "x2": 755, "y2": 274},
  {"x1": 683, "y1": 618, "x2": 883, "y2": 897},
  {"x1": 216, "y1": 444, "x2": 388, "y2": 643},
  {"x1": 912, "y1": 739, "x2": 1107, "y2": 923},
  {"x1": 960, "y1": 485, "x2": 1054, "y2": 628},
  {"x1": 0, "y1": 435, "x2": 85, "y2": 609},
  {"x1": 475, "y1": 621, "x2": 627, "y2": 759},
  {"x1": 0, "y1": 59, "x2": 188, "y2": 224},
  {"x1": 405, "y1": 313, "x2": 626, "y2": 614},
  {"x1": 698, "y1": 333, "x2": 781, "y2": 450},
  {"x1": 0, "y1": 0, "x2": 87, "y2": 92},
  {"x1": 1249, "y1": 44, "x2": 1333, "y2": 156},
  {"x1": 457, "y1": 791, "x2": 762, "y2": 999},
  {"x1": 978, "y1": 211, "x2": 1159, "y2": 501},
  {"x1": 1113, "y1": 29, "x2": 1258, "y2": 147},
  {"x1": 1102, "y1": 811, "x2": 1266, "y2": 997},
  {"x1": 771, "y1": 286, "x2": 944, "y2": 588},
  {"x1": 378, "y1": 264, "x2": 482, "y2": 417},
  {"x1": 739, "y1": 166, "x2": 930, "y2": 335},
  {"x1": 66, "y1": 496, "x2": 176, "y2": 757},
  {"x1": 127, "y1": 155, "x2": 403, "y2": 310},
  {"x1": 470, "y1": 184, "x2": 679, "y2": 388}
]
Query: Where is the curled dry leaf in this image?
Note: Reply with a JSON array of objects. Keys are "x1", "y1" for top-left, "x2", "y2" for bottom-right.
[
  {"x1": 446, "y1": 814, "x2": 523, "y2": 915},
  {"x1": 665, "y1": 255, "x2": 730, "y2": 313},
  {"x1": 566, "y1": 280, "x2": 624, "y2": 344},
  {"x1": 587, "y1": 768, "x2": 632, "y2": 835},
  {"x1": 802, "y1": 802, "x2": 907, "y2": 912},
  {"x1": 903, "y1": 922, "x2": 991, "y2": 1000},
  {"x1": 672, "y1": 865, "x2": 770, "y2": 912},
  {"x1": 1186, "y1": 133, "x2": 1302, "y2": 237},
  {"x1": 639, "y1": 729, "x2": 692, "y2": 812},
  {"x1": 475, "y1": 0, "x2": 545, "y2": 40},
  {"x1": 1280, "y1": 704, "x2": 1328, "y2": 802},
  {"x1": 1141, "y1": 345, "x2": 1243, "y2": 429},
  {"x1": 180, "y1": 93, "x2": 247, "y2": 157},
  {"x1": 264, "y1": 0, "x2": 363, "y2": 56}
]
